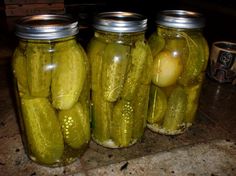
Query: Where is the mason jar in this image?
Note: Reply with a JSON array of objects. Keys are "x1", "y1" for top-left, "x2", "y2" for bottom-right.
[
  {"x1": 147, "y1": 10, "x2": 209, "y2": 135},
  {"x1": 12, "y1": 14, "x2": 90, "y2": 166},
  {"x1": 88, "y1": 12, "x2": 152, "y2": 148}
]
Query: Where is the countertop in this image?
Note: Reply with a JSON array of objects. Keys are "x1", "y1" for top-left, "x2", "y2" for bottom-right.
[{"x1": 0, "y1": 31, "x2": 236, "y2": 176}]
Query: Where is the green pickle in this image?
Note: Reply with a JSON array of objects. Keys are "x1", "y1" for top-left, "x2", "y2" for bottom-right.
[
  {"x1": 21, "y1": 98, "x2": 64, "y2": 165},
  {"x1": 59, "y1": 102, "x2": 90, "y2": 149},
  {"x1": 122, "y1": 41, "x2": 147, "y2": 100},
  {"x1": 111, "y1": 100, "x2": 134, "y2": 147},
  {"x1": 102, "y1": 43, "x2": 130, "y2": 102},
  {"x1": 52, "y1": 40, "x2": 86, "y2": 110},
  {"x1": 147, "y1": 10, "x2": 209, "y2": 135},
  {"x1": 26, "y1": 42, "x2": 52, "y2": 97}
]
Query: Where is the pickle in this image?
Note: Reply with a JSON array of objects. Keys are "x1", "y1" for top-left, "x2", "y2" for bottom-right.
[
  {"x1": 132, "y1": 84, "x2": 150, "y2": 139},
  {"x1": 87, "y1": 38, "x2": 107, "y2": 91},
  {"x1": 178, "y1": 32, "x2": 206, "y2": 86},
  {"x1": 102, "y1": 43, "x2": 130, "y2": 102},
  {"x1": 12, "y1": 43, "x2": 28, "y2": 95},
  {"x1": 148, "y1": 32, "x2": 165, "y2": 57},
  {"x1": 152, "y1": 50, "x2": 183, "y2": 87},
  {"x1": 185, "y1": 81, "x2": 202, "y2": 124},
  {"x1": 21, "y1": 98, "x2": 64, "y2": 164},
  {"x1": 122, "y1": 41, "x2": 147, "y2": 100},
  {"x1": 147, "y1": 84, "x2": 167, "y2": 124},
  {"x1": 92, "y1": 90, "x2": 113, "y2": 142},
  {"x1": 52, "y1": 40, "x2": 86, "y2": 110},
  {"x1": 111, "y1": 100, "x2": 134, "y2": 147},
  {"x1": 140, "y1": 46, "x2": 153, "y2": 85},
  {"x1": 162, "y1": 86, "x2": 187, "y2": 131},
  {"x1": 26, "y1": 42, "x2": 52, "y2": 97},
  {"x1": 165, "y1": 38, "x2": 187, "y2": 57},
  {"x1": 59, "y1": 102, "x2": 90, "y2": 149}
]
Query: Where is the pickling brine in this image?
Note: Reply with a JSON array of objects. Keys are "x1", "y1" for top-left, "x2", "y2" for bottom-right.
[
  {"x1": 88, "y1": 12, "x2": 152, "y2": 148},
  {"x1": 147, "y1": 10, "x2": 209, "y2": 135},
  {"x1": 12, "y1": 14, "x2": 90, "y2": 166}
]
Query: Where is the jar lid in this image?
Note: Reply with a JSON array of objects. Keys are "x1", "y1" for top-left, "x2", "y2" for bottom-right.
[
  {"x1": 93, "y1": 11, "x2": 147, "y2": 33},
  {"x1": 15, "y1": 14, "x2": 79, "y2": 40},
  {"x1": 156, "y1": 10, "x2": 205, "y2": 29}
]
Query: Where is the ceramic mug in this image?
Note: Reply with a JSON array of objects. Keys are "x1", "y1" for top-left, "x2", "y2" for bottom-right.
[{"x1": 208, "y1": 41, "x2": 236, "y2": 84}]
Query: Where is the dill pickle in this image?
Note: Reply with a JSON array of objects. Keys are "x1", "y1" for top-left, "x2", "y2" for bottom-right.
[
  {"x1": 102, "y1": 43, "x2": 130, "y2": 102},
  {"x1": 52, "y1": 39, "x2": 86, "y2": 110},
  {"x1": 92, "y1": 90, "x2": 113, "y2": 143},
  {"x1": 132, "y1": 84, "x2": 150, "y2": 139},
  {"x1": 148, "y1": 32, "x2": 165, "y2": 57},
  {"x1": 178, "y1": 33, "x2": 206, "y2": 86},
  {"x1": 87, "y1": 38, "x2": 107, "y2": 91},
  {"x1": 185, "y1": 78, "x2": 203, "y2": 124},
  {"x1": 12, "y1": 42, "x2": 28, "y2": 96},
  {"x1": 26, "y1": 42, "x2": 52, "y2": 97},
  {"x1": 59, "y1": 102, "x2": 90, "y2": 149},
  {"x1": 147, "y1": 84, "x2": 167, "y2": 124},
  {"x1": 111, "y1": 100, "x2": 134, "y2": 147},
  {"x1": 162, "y1": 86, "x2": 187, "y2": 131},
  {"x1": 21, "y1": 98, "x2": 64, "y2": 165},
  {"x1": 122, "y1": 41, "x2": 147, "y2": 100}
]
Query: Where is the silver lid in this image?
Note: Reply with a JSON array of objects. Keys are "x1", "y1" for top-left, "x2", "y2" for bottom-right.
[
  {"x1": 156, "y1": 10, "x2": 205, "y2": 29},
  {"x1": 15, "y1": 14, "x2": 79, "y2": 40},
  {"x1": 93, "y1": 11, "x2": 147, "y2": 33}
]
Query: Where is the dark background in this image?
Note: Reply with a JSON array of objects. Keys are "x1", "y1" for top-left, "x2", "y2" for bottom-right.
[{"x1": 0, "y1": 0, "x2": 236, "y2": 48}]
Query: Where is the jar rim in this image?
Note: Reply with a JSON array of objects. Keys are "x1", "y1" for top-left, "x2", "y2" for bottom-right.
[
  {"x1": 93, "y1": 11, "x2": 147, "y2": 33},
  {"x1": 15, "y1": 14, "x2": 79, "y2": 40},
  {"x1": 156, "y1": 10, "x2": 205, "y2": 29}
]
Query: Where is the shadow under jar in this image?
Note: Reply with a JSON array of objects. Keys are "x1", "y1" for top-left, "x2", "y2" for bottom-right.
[
  {"x1": 12, "y1": 14, "x2": 90, "y2": 167},
  {"x1": 147, "y1": 10, "x2": 209, "y2": 135},
  {"x1": 88, "y1": 12, "x2": 152, "y2": 148}
]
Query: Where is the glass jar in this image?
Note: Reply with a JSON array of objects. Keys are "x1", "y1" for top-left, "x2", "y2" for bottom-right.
[
  {"x1": 147, "y1": 10, "x2": 209, "y2": 135},
  {"x1": 88, "y1": 12, "x2": 152, "y2": 148},
  {"x1": 12, "y1": 14, "x2": 90, "y2": 166}
]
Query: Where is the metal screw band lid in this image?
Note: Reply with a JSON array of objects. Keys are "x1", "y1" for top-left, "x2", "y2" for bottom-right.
[
  {"x1": 156, "y1": 10, "x2": 205, "y2": 29},
  {"x1": 15, "y1": 14, "x2": 79, "y2": 40},
  {"x1": 93, "y1": 11, "x2": 147, "y2": 33}
]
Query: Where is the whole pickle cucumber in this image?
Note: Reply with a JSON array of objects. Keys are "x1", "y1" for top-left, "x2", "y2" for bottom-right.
[
  {"x1": 21, "y1": 98, "x2": 64, "y2": 165},
  {"x1": 162, "y1": 86, "x2": 187, "y2": 131},
  {"x1": 132, "y1": 84, "x2": 150, "y2": 139},
  {"x1": 52, "y1": 39, "x2": 86, "y2": 110},
  {"x1": 111, "y1": 100, "x2": 134, "y2": 147},
  {"x1": 140, "y1": 45, "x2": 153, "y2": 85},
  {"x1": 102, "y1": 43, "x2": 130, "y2": 102},
  {"x1": 26, "y1": 42, "x2": 52, "y2": 97},
  {"x1": 59, "y1": 102, "x2": 90, "y2": 149},
  {"x1": 87, "y1": 38, "x2": 107, "y2": 91},
  {"x1": 122, "y1": 41, "x2": 147, "y2": 100},
  {"x1": 147, "y1": 84, "x2": 167, "y2": 124},
  {"x1": 12, "y1": 42, "x2": 28, "y2": 96},
  {"x1": 178, "y1": 32, "x2": 206, "y2": 86},
  {"x1": 92, "y1": 90, "x2": 113, "y2": 142},
  {"x1": 185, "y1": 81, "x2": 202, "y2": 124},
  {"x1": 148, "y1": 32, "x2": 165, "y2": 58}
]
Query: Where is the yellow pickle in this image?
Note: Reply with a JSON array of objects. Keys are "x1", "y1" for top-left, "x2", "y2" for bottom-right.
[
  {"x1": 12, "y1": 14, "x2": 90, "y2": 166},
  {"x1": 88, "y1": 12, "x2": 152, "y2": 148},
  {"x1": 147, "y1": 10, "x2": 209, "y2": 135}
]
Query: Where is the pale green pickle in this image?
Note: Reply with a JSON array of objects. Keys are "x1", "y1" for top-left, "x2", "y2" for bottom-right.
[
  {"x1": 102, "y1": 43, "x2": 130, "y2": 102},
  {"x1": 132, "y1": 84, "x2": 150, "y2": 139},
  {"x1": 111, "y1": 100, "x2": 134, "y2": 147},
  {"x1": 148, "y1": 32, "x2": 165, "y2": 58},
  {"x1": 147, "y1": 84, "x2": 167, "y2": 124},
  {"x1": 162, "y1": 86, "x2": 187, "y2": 132},
  {"x1": 26, "y1": 42, "x2": 52, "y2": 97},
  {"x1": 122, "y1": 41, "x2": 147, "y2": 100},
  {"x1": 59, "y1": 102, "x2": 90, "y2": 149},
  {"x1": 52, "y1": 39, "x2": 86, "y2": 110},
  {"x1": 21, "y1": 98, "x2": 64, "y2": 165}
]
